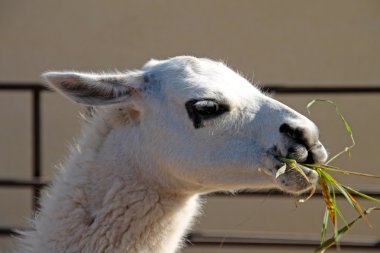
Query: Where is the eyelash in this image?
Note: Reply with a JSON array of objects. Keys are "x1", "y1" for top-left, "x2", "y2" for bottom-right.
[{"x1": 185, "y1": 99, "x2": 230, "y2": 128}]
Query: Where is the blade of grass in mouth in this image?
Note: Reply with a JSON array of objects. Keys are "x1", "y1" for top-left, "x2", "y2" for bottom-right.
[{"x1": 277, "y1": 100, "x2": 380, "y2": 252}]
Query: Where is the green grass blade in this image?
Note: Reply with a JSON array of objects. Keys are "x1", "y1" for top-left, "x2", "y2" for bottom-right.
[
  {"x1": 320, "y1": 208, "x2": 329, "y2": 244},
  {"x1": 334, "y1": 202, "x2": 348, "y2": 226},
  {"x1": 276, "y1": 157, "x2": 310, "y2": 182},
  {"x1": 342, "y1": 185, "x2": 380, "y2": 203},
  {"x1": 276, "y1": 156, "x2": 296, "y2": 164},
  {"x1": 307, "y1": 99, "x2": 355, "y2": 164},
  {"x1": 317, "y1": 169, "x2": 335, "y2": 183},
  {"x1": 314, "y1": 165, "x2": 380, "y2": 178},
  {"x1": 314, "y1": 208, "x2": 380, "y2": 253},
  {"x1": 331, "y1": 183, "x2": 339, "y2": 246},
  {"x1": 332, "y1": 181, "x2": 370, "y2": 226},
  {"x1": 330, "y1": 180, "x2": 357, "y2": 210},
  {"x1": 318, "y1": 170, "x2": 368, "y2": 223}
]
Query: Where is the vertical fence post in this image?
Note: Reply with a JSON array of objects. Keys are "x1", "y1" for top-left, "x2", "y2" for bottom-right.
[{"x1": 32, "y1": 88, "x2": 42, "y2": 211}]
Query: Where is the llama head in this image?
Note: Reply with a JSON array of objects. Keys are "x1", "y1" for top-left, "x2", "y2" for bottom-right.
[{"x1": 43, "y1": 56, "x2": 327, "y2": 195}]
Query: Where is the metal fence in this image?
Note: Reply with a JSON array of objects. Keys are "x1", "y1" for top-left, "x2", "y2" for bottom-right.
[{"x1": 1, "y1": 83, "x2": 380, "y2": 249}]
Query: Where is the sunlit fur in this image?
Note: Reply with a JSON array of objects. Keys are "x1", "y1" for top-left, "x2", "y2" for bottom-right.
[{"x1": 17, "y1": 56, "x2": 327, "y2": 253}]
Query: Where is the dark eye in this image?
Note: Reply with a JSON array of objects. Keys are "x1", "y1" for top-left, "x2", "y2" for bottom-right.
[
  {"x1": 185, "y1": 99, "x2": 230, "y2": 128},
  {"x1": 193, "y1": 100, "x2": 220, "y2": 116}
]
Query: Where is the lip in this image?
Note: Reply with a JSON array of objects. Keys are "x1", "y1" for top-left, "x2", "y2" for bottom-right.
[
  {"x1": 270, "y1": 155, "x2": 319, "y2": 194},
  {"x1": 277, "y1": 156, "x2": 319, "y2": 183},
  {"x1": 298, "y1": 164, "x2": 319, "y2": 184}
]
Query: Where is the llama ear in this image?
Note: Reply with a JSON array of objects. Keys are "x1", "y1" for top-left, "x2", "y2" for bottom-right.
[{"x1": 42, "y1": 71, "x2": 143, "y2": 105}]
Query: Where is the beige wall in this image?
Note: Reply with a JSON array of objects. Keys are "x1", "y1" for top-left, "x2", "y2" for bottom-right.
[
  {"x1": 1, "y1": 0, "x2": 380, "y2": 84},
  {"x1": 0, "y1": 0, "x2": 379, "y2": 252}
]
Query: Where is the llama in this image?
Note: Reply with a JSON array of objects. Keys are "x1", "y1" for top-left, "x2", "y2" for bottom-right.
[{"x1": 18, "y1": 56, "x2": 327, "y2": 253}]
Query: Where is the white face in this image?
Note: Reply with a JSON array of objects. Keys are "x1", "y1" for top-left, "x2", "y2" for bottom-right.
[{"x1": 44, "y1": 56, "x2": 328, "y2": 195}]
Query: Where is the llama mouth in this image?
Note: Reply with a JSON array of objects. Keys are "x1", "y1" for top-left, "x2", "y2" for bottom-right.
[
  {"x1": 275, "y1": 162, "x2": 319, "y2": 194},
  {"x1": 265, "y1": 150, "x2": 318, "y2": 194}
]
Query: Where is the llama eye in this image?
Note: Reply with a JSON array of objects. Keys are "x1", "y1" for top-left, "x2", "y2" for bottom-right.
[
  {"x1": 185, "y1": 99, "x2": 230, "y2": 128},
  {"x1": 193, "y1": 100, "x2": 220, "y2": 116}
]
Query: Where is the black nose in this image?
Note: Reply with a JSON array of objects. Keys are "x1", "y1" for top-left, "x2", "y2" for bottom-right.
[
  {"x1": 279, "y1": 123, "x2": 312, "y2": 146},
  {"x1": 279, "y1": 123, "x2": 320, "y2": 164}
]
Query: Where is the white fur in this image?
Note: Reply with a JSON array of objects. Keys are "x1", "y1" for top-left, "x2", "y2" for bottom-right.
[{"x1": 17, "y1": 56, "x2": 327, "y2": 253}]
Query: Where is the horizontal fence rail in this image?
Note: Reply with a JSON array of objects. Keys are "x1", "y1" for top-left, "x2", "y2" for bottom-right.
[
  {"x1": 263, "y1": 85, "x2": 380, "y2": 94},
  {"x1": 1, "y1": 228, "x2": 379, "y2": 249},
  {"x1": 1, "y1": 83, "x2": 380, "y2": 250},
  {"x1": 187, "y1": 232, "x2": 380, "y2": 249},
  {"x1": 0, "y1": 179, "x2": 48, "y2": 188}
]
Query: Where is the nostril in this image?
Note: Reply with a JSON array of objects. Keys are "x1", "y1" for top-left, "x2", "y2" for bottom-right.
[
  {"x1": 279, "y1": 123, "x2": 292, "y2": 134},
  {"x1": 305, "y1": 152, "x2": 315, "y2": 164},
  {"x1": 279, "y1": 123, "x2": 306, "y2": 143},
  {"x1": 294, "y1": 128, "x2": 305, "y2": 141}
]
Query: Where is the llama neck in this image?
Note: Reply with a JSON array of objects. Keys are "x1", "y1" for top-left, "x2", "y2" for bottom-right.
[
  {"x1": 21, "y1": 117, "x2": 201, "y2": 253},
  {"x1": 25, "y1": 157, "x2": 200, "y2": 253},
  {"x1": 81, "y1": 182, "x2": 200, "y2": 253}
]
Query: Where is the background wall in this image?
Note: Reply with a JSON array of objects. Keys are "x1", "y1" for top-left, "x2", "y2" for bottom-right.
[{"x1": 0, "y1": 0, "x2": 379, "y2": 252}]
